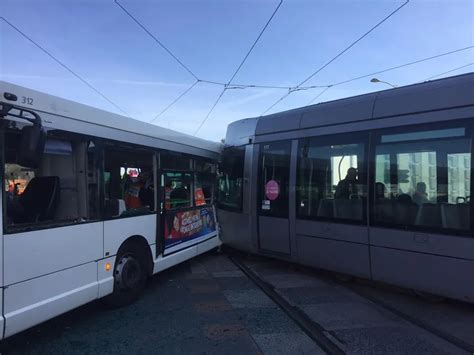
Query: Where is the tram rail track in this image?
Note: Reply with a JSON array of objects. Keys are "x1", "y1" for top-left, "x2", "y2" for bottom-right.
[
  {"x1": 228, "y1": 250, "x2": 473, "y2": 354},
  {"x1": 342, "y1": 282, "x2": 474, "y2": 354},
  {"x1": 229, "y1": 254, "x2": 345, "y2": 355}
]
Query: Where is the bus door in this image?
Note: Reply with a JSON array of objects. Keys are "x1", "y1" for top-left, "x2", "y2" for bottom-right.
[{"x1": 257, "y1": 141, "x2": 292, "y2": 255}]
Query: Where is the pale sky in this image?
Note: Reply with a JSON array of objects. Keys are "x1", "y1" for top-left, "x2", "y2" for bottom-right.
[{"x1": 1, "y1": 0, "x2": 473, "y2": 141}]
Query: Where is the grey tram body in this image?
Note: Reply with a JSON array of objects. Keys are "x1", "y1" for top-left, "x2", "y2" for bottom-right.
[{"x1": 218, "y1": 73, "x2": 474, "y2": 302}]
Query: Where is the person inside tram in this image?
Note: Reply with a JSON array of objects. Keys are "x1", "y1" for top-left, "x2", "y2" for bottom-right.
[
  {"x1": 375, "y1": 182, "x2": 387, "y2": 200},
  {"x1": 335, "y1": 167, "x2": 358, "y2": 199},
  {"x1": 413, "y1": 182, "x2": 428, "y2": 205}
]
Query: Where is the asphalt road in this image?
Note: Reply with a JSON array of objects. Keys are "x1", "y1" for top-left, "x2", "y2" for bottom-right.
[
  {"x1": 1, "y1": 251, "x2": 473, "y2": 354},
  {"x1": 0, "y1": 251, "x2": 321, "y2": 354}
]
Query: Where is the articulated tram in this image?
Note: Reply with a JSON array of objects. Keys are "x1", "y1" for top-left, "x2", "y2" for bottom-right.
[{"x1": 217, "y1": 73, "x2": 474, "y2": 303}]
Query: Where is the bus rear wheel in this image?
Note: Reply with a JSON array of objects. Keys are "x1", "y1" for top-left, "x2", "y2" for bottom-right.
[{"x1": 102, "y1": 244, "x2": 148, "y2": 308}]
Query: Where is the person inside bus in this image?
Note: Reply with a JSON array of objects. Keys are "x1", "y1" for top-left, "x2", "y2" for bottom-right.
[
  {"x1": 125, "y1": 168, "x2": 154, "y2": 210},
  {"x1": 335, "y1": 167, "x2": 358, "y2": 199},
  {"x1": 170, "y1": 185, "x2": 189, "y2": 208},
  {"x1": 138, "y1": 169, "x2": 154, "y2": 209},
  {"x1": 413, "y1": 182, "x2": 429, "y2": 205}
]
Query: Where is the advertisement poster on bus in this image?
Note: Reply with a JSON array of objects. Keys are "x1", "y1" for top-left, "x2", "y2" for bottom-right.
[{"x1": 164, "y1": 206, "x2": 216, "y2": 252}]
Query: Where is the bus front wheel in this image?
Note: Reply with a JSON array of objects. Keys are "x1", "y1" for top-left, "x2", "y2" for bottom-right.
[{"x1": 102, "y1": 243, "x2": 148, "y2": 308}]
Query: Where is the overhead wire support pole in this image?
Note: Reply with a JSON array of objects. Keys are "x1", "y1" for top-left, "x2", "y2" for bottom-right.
[
  {"x1": 194, "y1": 0, "x2": 284, "y2": 135},
  {"x1": 114, "y1": 0, "x2": 200, "y2": 81},
  {"x1": 0, "y1": 17, "x2": 131, "y2": 117},
  {"x1": 262, "y1": 0, "x2": 410, "y2": 115}
]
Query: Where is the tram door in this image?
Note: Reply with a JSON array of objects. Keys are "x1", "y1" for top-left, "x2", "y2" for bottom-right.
[{"x1": 257, "y1": 141, "x2": 292, "y2": 254}]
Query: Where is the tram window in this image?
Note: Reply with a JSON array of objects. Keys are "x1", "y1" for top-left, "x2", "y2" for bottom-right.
[
  {"x1": 163, "y1": 172, "x2": 193, "y2": 209},
  {"x1": 4, "y1": 129, "x2": 97, "y2": 229},
  {"x1": 259, "y1": 141, "x2": 291, "y2": 217},
  {"x1": 296, "y1": 138, "x2": 366, "y2": 222},
  {"x1": 218, "y1": 147, "x2": 245, "y2": 211},
  {"x1": 374, "y1": 126, "x2": 471, "y2": 232},
  {"x1": 104, "y1": 147, "x2": 155, "y2": 218}
]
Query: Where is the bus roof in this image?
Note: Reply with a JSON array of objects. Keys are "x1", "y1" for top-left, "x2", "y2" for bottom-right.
[
  {"x1": 225, "y1": 72, "x2": 474, "y2": 146},
  {"x1": 0, "y1": 81, "x2": 222, "y2": 156}
]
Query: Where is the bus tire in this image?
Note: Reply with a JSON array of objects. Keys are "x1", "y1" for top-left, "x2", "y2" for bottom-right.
[{"x1": 102, "y1": 243, "x2": 148, "y2": 308}]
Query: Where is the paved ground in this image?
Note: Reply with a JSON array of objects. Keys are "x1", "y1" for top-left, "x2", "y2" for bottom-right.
[
  {"x1": 1, "y1": 251, "x2": 473, "y2": 354},
  {"x1": 240, "y1": 255, "x2": 474, "y2": 354},
  {"x1": 0, "y1": 251, "x2": 321, "y2": 355}
]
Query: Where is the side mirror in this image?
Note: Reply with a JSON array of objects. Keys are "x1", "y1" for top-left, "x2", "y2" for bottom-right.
[
  {"x1": 18, "y1": 124, "x2": 46, "y2": 169},
  {"x1": 0, "y1": 103, "x2": 46, "y2": 169}
]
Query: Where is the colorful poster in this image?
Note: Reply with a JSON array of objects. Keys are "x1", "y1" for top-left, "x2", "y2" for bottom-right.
[{"x1": 164, "y1": 206, "x2": 216, "y2": 249}]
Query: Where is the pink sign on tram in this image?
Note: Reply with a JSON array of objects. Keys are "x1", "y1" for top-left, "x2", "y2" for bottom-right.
[{"x1": 265, "y1": 180, "x2": 280, "y2": 201}]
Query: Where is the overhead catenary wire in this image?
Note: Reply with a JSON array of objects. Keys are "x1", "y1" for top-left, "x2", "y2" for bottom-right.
[
  {"x1": 329, "y1": 46, "x2": 474, "y2": 87},
  {"x1": 307, "y1": 86, "x2": 332, "y2": 105},
  {"x1": 194, "y1": 0, "x2": 284, "y2": 135},
  {"x1": 114, "y1": 0, "x2": 199, "y2": 81},
  {"x1": 193, "y1": 87, "x2": 227, "y2": 135},
  {"x1": 150, "y1": 80, "x2": 200, "y2": 122},
  {"x1": 226, "y1": 0, "x2": 283, "y2": 85},
  {"x1": 423, "y1": 62, "x2": 474, "y2": 81},
  {"x1": 0, "y1": 16, "x2": 131, "y2": 117},
  {"x1": 307, "y1": 45, "x2": 474, "y2": 104},
  {"x1": 262, "y1": 0, "x2": 410, "y2": 115}
]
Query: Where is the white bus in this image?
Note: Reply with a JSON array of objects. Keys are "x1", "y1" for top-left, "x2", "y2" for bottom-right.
[{"x1": 0, "y1": 81, "x2": 222, "y2": 339}]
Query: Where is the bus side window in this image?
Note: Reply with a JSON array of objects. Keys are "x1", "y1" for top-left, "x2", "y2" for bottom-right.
[
  {"x1": 163, "y1": 172, "x2": 193, "y2": 209},
  {"x1": 4, "y1": 128, "x2": 95, "y2": 228},
  {"x1": 104, "y1": 145, "x2": 155, "y2": 218},
  {"x1": 195, "y1": 172, "x2": 215, "y2": 206}
]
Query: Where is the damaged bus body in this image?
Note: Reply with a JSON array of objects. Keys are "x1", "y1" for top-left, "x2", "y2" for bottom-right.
[{"x1": 0, "y1": 81, "x2": 221, "y2": 338}]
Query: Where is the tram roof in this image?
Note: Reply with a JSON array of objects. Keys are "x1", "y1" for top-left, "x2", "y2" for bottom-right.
[
  {"x1": 0, "y1": 81, "x2": 222, "y2": 155},
  {"x1": 225, "y1": 72, "x2": 474, "y2": 146}
]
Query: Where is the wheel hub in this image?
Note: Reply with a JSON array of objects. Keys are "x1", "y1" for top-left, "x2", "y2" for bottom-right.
[{"x1": 115, "y1": 255, "x2": 141, "y2": 290}]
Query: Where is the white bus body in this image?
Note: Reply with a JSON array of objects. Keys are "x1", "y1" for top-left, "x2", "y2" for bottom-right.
[{"x1": 0, "y1": 81, "x2": 222, "y2": 339}]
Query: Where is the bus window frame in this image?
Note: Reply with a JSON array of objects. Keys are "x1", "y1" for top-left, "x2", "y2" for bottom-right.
[
  {"x1": 368, "y1": 118, "x2": 473, "y2": 238},
  {"x1": 102, "y1": 140, "x2": 158, "y2": 221},
  {"x1": 2, "y1": 128, "x2": 105, "y2": 235}
]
